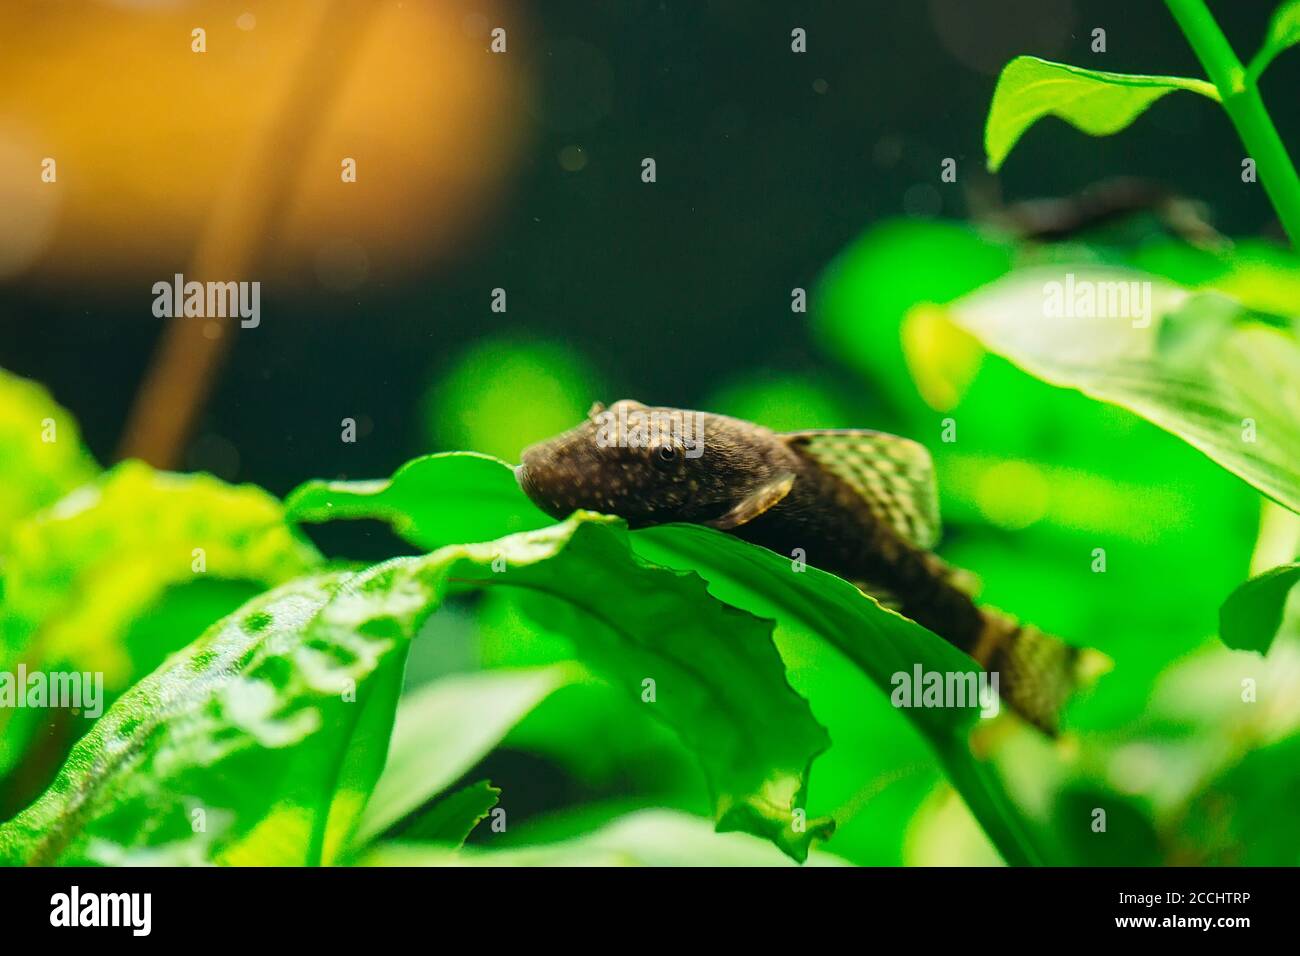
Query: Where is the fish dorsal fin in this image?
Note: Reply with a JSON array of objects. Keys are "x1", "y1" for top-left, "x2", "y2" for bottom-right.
[{"x1": 784, "y1": 429, "x2": 941, "y2": 549}]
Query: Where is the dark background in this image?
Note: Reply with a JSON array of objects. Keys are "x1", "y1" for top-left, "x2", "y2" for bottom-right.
[{"x1": 2, "y1": 0, "x2": 1292, "y2": 494}]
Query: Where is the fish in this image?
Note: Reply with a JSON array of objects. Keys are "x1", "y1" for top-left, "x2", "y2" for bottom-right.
[{"x1": 516, "y1": 399, "x2": 1096, "y2": 735}]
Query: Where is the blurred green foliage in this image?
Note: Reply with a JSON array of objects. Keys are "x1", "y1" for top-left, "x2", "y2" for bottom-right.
[
  {"x1": 422, "y1": 335, "x2": 600, "y2": 462},
  {"x1": 5, "y1": 191, "x2": 1300, "y2": 865},
  {"x1": 4, "y1": 0, "x2": 1300, "y2": 866},
  {"x1": 6, "y1": 198, "x2": 1300, "y2": 864}
]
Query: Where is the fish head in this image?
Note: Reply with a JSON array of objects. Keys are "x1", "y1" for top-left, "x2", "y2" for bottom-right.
[{"x1": 516, "y1": 399, "x2": 787, "y2": 527}]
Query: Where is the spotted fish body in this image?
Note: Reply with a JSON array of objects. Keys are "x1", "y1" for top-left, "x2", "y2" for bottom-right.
[{"x1": 517, "y1": 400, "x2": 1086, "y2": 734}]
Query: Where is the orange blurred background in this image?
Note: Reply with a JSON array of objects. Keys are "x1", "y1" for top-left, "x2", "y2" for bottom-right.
[{"x1": 0, "y1": 0, "x2": 529, "y2": 289}]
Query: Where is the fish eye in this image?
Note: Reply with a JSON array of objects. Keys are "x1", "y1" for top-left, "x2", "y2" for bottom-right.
[{"x1": 655, "y1": 444, "x2": 678, "y2": 466}]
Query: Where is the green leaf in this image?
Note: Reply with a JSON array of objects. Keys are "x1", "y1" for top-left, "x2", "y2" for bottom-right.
[
  {"x1": 0, "y1": 461, "x2": 322, "y2": 782},
  {"x1": 1136, "y1": 237, "x2": 1300, "y2": 321},
  {"x1": 0, "y1": 368, "x2": 97, "y2": 544},
  {"x1": 446, "y1": 517, "x2": 834, "y2": 861},
  {"x1": 2, "y1": 461, "x2": 321, "y2": 683},
  {"x1": 399, "y1": 780, "x2": 500, "y2": 846},
  {"x1": 360, "y1": 809, "x2": 850, "y2": 867},
  {"x1": 0, "y1": 570, "x2": 408, "y2": 865},
  {"x1": 1052, "y1": 785, "x2": 1161, "y2": 866},
  {"x1": 1249, "y1": 0, "x2": 1300, "y2": 80},
  {"x1": 286, "y1": 451, "x2": 552, "y2": 550},
  {"x1": 1219, "y1": 562, "x2": 1300, "y2": 654},
  {"x1": 1173, "y1": 733, "x2": 1300, "y2": 865},
  {"x1": 2, "y1": 513, "x2": 830, "y2": 863},
  {"x1": 631, "y1": 524, "x2": 1052, "y2": 866},
  {"x1": 354, "y1": 666, "x2": 571, "y2": 845},
  {"x1": 943, "y1": 267, "x2": 1300, "y2": 514},
  {"x1": 985, "y1": 56, "x2": 1219, "y2": 173},
  {"x1": 289, "y1": 453, "x2": 1052, "y2": 866}
]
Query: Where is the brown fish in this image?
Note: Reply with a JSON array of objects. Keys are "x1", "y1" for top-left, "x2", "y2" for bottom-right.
[{"x1": 517, "y1": 399, "x2": 1091, "y2": 734}]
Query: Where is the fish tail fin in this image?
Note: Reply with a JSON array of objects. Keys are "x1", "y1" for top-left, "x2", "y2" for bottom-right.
[{"x1": 974, "y1": 609, "x2": 1109, "y2": 736}]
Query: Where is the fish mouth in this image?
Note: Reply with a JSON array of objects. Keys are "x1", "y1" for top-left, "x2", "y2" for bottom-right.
[
  {"x1": 514, "y1": 460, "x2": 566, "y2": 519},
  {"x1": 514, "y1": 462, "x2": 540, "y2": 503}
]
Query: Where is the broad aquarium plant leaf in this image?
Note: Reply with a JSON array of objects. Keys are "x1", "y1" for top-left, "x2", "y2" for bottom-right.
[
  {"x1": 631, "y1": 524, "x2": 1052, "y2": 866},
  {"x1": 985, "y1": 56, "x2": 1218, "y2": 172},
  {"x1": 0, "y1": 570, "x2": 402, "y2": 865},
  {"x1": 1133, "y1": 237, "x2": 1300, "y2": 320},
  {"x1": 0, "y1": 461, "x2": 322, "y2": 784},
  {"x1": 1219, "y1": 562, "x2": 1300, "y2": 654},
  {"x1": 941, "y1": 267, "x2": 1300, "y2": 514},
  {"x1": 2, "y1": 513, "x2": 831, "y2": 864},
  {"x1": 361, "y1": 808, "x2": 850, "y2": 867},
  {"x1": 397, "y1": 780, "x2": 500, "y2": 847},
  {"x1": 354, "y1": 666, "x2": 572, "y2": 845},
  {"x1": 2, "y1": 461, "x2": 321, "y2": 682},
  {"x1": 286, "y1": 451, "x2": 551, "y2": 550},
  {"x1": 289, "y1": 454, "x2": 1055, "y2": 866}
]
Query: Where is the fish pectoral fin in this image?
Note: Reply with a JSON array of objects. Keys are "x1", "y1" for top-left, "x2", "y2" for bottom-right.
[{"x1": 706, "y1": 472, "x2": 796, "y2": 530}]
